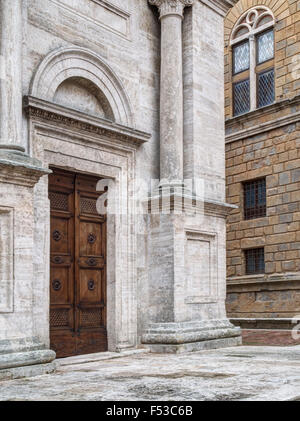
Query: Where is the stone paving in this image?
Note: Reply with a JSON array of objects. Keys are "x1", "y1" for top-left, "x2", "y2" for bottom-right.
[{"x1": 0, "y1": 346, "x2": 300, "y2": 401}]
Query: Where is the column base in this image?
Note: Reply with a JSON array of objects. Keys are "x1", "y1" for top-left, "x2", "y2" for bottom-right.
[
  {"x1": 0, "y1": 338, "x2": 56, "y2": 381},
  {"x1": 0, "y1": 360, "x2": 57, "y2": 381},
  {"x1": 142, "y1": 320, "x2": 242, "y2": 354}
]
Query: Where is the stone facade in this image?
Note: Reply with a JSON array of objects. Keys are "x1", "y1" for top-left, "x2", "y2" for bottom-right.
[
  {"x1": 224, "y1": 0, "x2": 300, "y2": 341},
  {"x1": 0, "y1": 0, "x2": 241, "y2": 380}
]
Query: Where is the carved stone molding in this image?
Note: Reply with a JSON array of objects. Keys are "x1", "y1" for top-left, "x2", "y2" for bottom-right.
[
  {"x1": 24, "y1": 96, "x2": 151, "y2": 148},
  {"x1": 0, "y1": 154, "x2": 50, "y2": 188},
  {"x1": 149, "y1": 0, "x2": 194, "y2": 19},
  {"x1": 225, "y1": 95, "x2": 300, "y2": 144},
  {"x1": 200, "y1": 0, "x2": 238, "y2": 17},
  {"x1": 29, "y1": 47, "x2": 134, "y2": 127}
]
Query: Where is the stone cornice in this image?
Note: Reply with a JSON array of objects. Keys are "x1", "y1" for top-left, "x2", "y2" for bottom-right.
[
  {"x1": 226, "y1": 111, "x2": 300, "y2": 144},
  {"x1": 227, "y1": 272, "x2": 300, "y2": 287},
  {"x1": 149, "y1": 0, "x2": 194, "y2": 19},
  {"x1": 0, "y1": 154, "x2": 50, "y2": 187},
  {"x1": 24, "y1": 96, "x2": 151, "y2": 147},
  {"x1": 230, "y1": 318, "x2": 297, "y2": 330},
  {"x1": 145, "y1": 192, "x2": 237, "y2": 217},
  {"x1": 199, "y1": 0, "x2": 238, "y2": 17},
  {"x1": 225, "y1": 95, "x2": 300, "y2": 144}
]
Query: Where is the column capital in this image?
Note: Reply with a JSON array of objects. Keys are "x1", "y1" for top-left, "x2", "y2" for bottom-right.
[{"x1": 149, "y1": 0, "x2": 194, "y2": 19}]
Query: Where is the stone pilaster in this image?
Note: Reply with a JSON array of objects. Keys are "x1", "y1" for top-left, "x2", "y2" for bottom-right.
[
  {"x1": 0, "y1": 0, "x2": 55, "y2": 380},
  {"x1": 0, "y1": 0, "x2": 24, "y2": 153},
  {"x1": 143, "y1": 0, "x2": 241, "y2": 352}
]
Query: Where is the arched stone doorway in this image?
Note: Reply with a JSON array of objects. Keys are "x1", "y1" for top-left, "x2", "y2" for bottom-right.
[{"x1": 26, "y1": 47, "x2": 150, "y2": 357}]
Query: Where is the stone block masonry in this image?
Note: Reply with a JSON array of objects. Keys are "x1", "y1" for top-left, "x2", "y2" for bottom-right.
[{"x1": 224, "y1": 0, "x2": 300, "y2": 331}]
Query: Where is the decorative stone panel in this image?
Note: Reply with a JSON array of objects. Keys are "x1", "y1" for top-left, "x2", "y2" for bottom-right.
[
  {"x1": 185, "y1": 230, "x2": 218, "y2": 304},
  {"x1": 0, "y1": 207, "x2": 14, "y2": 313}
]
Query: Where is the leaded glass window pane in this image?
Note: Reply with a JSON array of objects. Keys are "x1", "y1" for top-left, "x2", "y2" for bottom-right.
[
  {"x1": 233, "y1": 79, "x2": 250, "y2": 116},
  {"x1": 257, "y1": 30, "x2": 274, "y2": 64},
  {"x1": 258, "y1": 69, "x2": 275, "y2": 108},
  {"x1": 233, "y1": 41, "x2": 250, "y2": 74}
]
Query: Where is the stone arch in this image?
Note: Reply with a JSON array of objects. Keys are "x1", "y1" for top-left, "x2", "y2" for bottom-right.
[
  {"x1": 230, "y1": 5, "x2": 275, "y2": 43},
  {"x1": 225, "y1": 0, "x2": 290, "y2": 45},
  {"x1": 30, "y1": 47, "x2": 134, "y2": 127},
  {"x1": 224, "y1": 0, "x2": 291, "y2": 119}
]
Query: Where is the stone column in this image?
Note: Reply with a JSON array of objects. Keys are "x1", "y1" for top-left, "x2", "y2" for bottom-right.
[
  {"x1": 143, "y1": 0, "x2": 241, "y2": 353},
  {"x1": 0, "y1": 0, "x2": 25, "y2": 153},
  {"x1": 0, "y1": 1, "x2": 55, "y2": 380},
  {"x1": 149, "y1": 0, "x2": 193, "y2": 185}
]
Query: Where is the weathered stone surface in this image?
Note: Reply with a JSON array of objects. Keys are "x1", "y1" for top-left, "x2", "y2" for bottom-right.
[
  {"x1": 0, "y1": 362, "x2": 57, "y2": 382},
  {"x1": 224, "y1": 0, "x2": 300, "y2": 330},
  {"x1": 0, "y1": 0, "x2": 239, "y2": 380},
  {"x1": 0, "y1": 350, "x2": 56, "y2": 370},
  {"x1": 0, "y1": 346, "x2": 300, "y2": 401}
]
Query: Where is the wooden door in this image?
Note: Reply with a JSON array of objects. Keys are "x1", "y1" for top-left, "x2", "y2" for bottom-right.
[{"x1": 49, "y1": 169, "x2": 107, "y2": 358}]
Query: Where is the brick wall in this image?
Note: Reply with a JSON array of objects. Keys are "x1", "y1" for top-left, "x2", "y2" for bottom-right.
[
  {"x1": 224, "y1": 0, "x2": 300, "y2": 322},
  {"x1": 225, "y1": 0, "x2": 300, "y2": 120},
  {"x1": 225, "y1": 101, "x2": 300, "y2": 319},
  {"x1": 226, "y1": 118, "x2": 300, "y2": 278}
]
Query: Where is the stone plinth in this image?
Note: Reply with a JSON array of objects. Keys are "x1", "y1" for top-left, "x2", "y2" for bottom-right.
[
  {"x1": 142, "y1": 194, "x2": 241, "y2": 352},
  {"x1": 142, "y1": 320, "x2": 241, "y2": 353},
  {"x1": 0, "y1": 153, "x2": 56, "y2": 379}
]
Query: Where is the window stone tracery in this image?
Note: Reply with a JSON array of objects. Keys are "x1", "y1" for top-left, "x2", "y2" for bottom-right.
[{"x1": 230, "y1": 6, "x2": 276, "y2": 116}]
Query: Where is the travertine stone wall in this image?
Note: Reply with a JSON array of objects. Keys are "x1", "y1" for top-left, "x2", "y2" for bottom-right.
[
  {"x1": 0, "y1": 0, "x2": 241, "y2": 365},
  {"x1": 23, "y1": 0, "x2": 161, "y2": 349},
  {"x1": 183, "y1": 1, "x2": 226, "y2": 202}
]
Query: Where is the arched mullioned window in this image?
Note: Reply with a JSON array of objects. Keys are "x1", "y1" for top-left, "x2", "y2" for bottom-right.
[{"x1": 230, "y1": 6, "x2": 276, "y2": 116}]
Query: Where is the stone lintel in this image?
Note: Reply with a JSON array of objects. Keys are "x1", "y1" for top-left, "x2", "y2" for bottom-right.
[
  {"x1": 24, "y1": 96, "x2": 151, "y2": 147},
  {"x1": 149, "y1": 0, "x2": 194, "y2": 19}
]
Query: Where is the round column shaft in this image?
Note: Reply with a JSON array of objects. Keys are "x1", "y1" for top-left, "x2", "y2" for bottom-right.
[
  {"x1": 149, "y1": 0, "x2": 193, "y2": 184},
  {"x1": 0, "y1": 0, "x2": 24, "y2": 153},
  {"x1": 160, "y1": 13, "x2": 183, "y2": 182}
]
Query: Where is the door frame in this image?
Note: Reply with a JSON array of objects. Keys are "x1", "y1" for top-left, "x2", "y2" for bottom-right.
[
  {"x1": 49, "y1": 168, "x2": 109, "y2": 357},
  {"x1": 29, "y1": 113, "x2": 139, "y2": 353}
]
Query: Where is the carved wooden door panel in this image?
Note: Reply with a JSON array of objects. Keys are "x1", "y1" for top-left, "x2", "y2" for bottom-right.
[{"x1": 49, "y1": 169, "x2": 107, "y2": 358}]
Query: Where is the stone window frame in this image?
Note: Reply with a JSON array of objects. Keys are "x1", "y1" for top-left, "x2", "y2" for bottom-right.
[
  {"x1": 243, "y1": 177, "x2": 267, "y2": 220},
  {"x1": 230, "y1": 6, "x2": 276, "y2": 116},
  {"x1": 244, "y1": 247, "x2": 265, "y2": 275}
]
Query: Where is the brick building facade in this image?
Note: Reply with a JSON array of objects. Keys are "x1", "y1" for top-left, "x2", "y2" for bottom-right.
[{"x1": 224, "y1": 0, "x2": 300, "y2": 345}]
